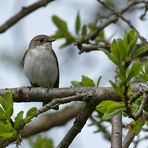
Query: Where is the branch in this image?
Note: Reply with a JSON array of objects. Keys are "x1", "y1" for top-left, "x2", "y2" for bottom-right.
[
  {"x1": 111, "y1": 112, "x2": 122, "y2": 148},
  {"x1": 0, "y1": 87, "x2": 122, "y2": 103},
  {"x1": 97, "y1": 0, "x2": 147, "y2": 44},
  {"x1": 57, "y1": 96, "x2": 98, "y2": 148},
  {"x1": 0, "y1": 0, "x2": 54, "y2": 33},
  {"x1": 122, "y1": 83, "x2": 148, "y2": 147},
  {"x1": 0, "y1": 105, "x2": 81, "y2": 147},
  {"x1": 21, "y1": 105, "x2": 81, "y2": 138},
  {"x1": 76, "y1": 0, "x2": 145, "y2": 51}
]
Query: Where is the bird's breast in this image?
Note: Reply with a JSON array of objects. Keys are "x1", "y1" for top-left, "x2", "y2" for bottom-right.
[{"x1": 24, "y1": 47, "x2": 58, "y2": 87}]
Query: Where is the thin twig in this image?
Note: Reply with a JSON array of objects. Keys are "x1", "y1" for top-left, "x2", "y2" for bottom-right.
[
  {"x1": 0, "y1": 0, "x2": 54, "y2": 33},
  {"x1": 97, "y1": 0, "x2": 147, "y2": 44}
]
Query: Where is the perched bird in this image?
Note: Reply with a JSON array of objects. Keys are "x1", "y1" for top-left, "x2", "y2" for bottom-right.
[{"x1": 23, "y1": 35, "x2": 59, "y2": 105}]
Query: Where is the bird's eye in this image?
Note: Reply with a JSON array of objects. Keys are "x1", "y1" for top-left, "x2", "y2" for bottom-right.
[{"x1": 40, "y1": 39, "x2": 44, "y2": 42}]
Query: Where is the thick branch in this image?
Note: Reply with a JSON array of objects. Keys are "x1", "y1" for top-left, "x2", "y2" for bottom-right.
[
  {"x1": 0, "y1": 0, "x2": 54, "y2": 33},
  {"x1": 111, "y1": 112, "x2": 122, "y2": 148},
  {"x1": 21, "y1": 105, "x2": 81, "y2": 137},
  {"x1": 0, "y1": 87, "x2": 122, "y2": 103}
]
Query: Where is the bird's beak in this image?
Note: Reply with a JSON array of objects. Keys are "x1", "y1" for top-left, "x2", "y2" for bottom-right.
[{"x1": 48, "y1": 38, "x2": 56, "y2": 42}]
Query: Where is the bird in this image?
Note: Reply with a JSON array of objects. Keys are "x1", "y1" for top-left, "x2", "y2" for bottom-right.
[{"x1": 23, "y1": 35, "x2": 59, "y2": 105}]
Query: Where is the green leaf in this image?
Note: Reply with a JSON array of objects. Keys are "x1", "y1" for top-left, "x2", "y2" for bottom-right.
[
  {"x1": 145, "y1": 61, "x2": 148, "y2": 73},
  {"x1": 4, "y1": 91, "x2": 13, "y2": 118},
  {"x1": 111, "y1": 39, "x2": 121, "y2": 63},
  {"x1": 81, "y1": 75, "x2": 95, "y2": 87},
  {"x1": 52, "y1": 15, "x2": 68, "y2": 33},
  {"x1": 29, "y1": 136, "x2": 54, "y2": 148},
  {"x1": 133, "y1": 117, "x2": 145, "y2": 135},
  {"x1": 96, "y1": 76, "x2": 102, "y2": 87},
  {"x1": 75, "y1": 12, "x2": 81, "y2": 34},
  {"x1": 14, "y1": 111, "x2": 24, "y2": 130},
  {"x1": 134, "y1": 44, "x2": 148, "y2": 58},
  {"x1": 0, "y1": 121, "x2": 16, "y2": 138},
  {"x1": 24, "y1": 107, "x2": 38, "y2": 124},
  {"x1": 110, "y1": 80, "x2": 124, "y2": 97},
  {"x1": 102, "y1": 108, "x2": 122, "y2": 120},
  {"x1": 60, "y1": 35, "x2": 75, "y2": 48},
  {"x1": 71, "y1": 81, "x2": 81, "y2": 87},
  {"x1": 96, "y1": 100, "x2": 125, "y2": 120},
  {"x1": 127, "y1": 61, "x2": 142, "y2": 81},
  {"x1": 82, "y1": 24, "x2": 87, "y2": 36},
  {"x1": 100, "y1": 48, "x2": 120, "y2": 66},
  {"x1": 0, "y1": 106, "x2": 6, "y2": 120},
  {"x1": 124, "y1": 29, "x2": 138, "y2": 46}
]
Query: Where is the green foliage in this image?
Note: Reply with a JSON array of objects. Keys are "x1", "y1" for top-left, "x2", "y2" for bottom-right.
[
  {"x1": 51, "y1": 15, "x2": 75, "y2": 48},
  {"x1": 101, "y1": 29, "x2": 148, "y2": 98},
  {"x1": 29, "y1": 136, "x2": 54, "y2": 148},
  {"x1": 136, "y1": 61, "x2": 148, "y2": 82},
  {"x1": 132, "y1": 117, "x2": 145, "y2": 135},
  {"x1": 96, "y1": 100, "x2": 125, "y2": 120},
  {"x1": 0, "y1": 91, "x2": 16, "y2": 138},
  {"x1": 75, "y1": 12, "x2": 81, "y2": 34},
  {"x1": 51, "y1": 12, "x2": 102, "y2": 48},
  {"x1": 14, "y1": 107, "x2": 38, "y2": 130},
  {"x1": 0, "y1": 91, "x2": 38, "y2": 140},
  {"x1": 71, "y1": 75, "x2": 96, "y2": 87}
]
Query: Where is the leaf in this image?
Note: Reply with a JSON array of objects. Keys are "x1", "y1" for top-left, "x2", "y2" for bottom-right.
[
  {"x1": 0, "y1": 121, "x2": 16, "y2": 138},
  {"x1": 102, "y1": 108, "x2": 122, "y2": 120},
  {"x1": 60, "y1": 35, "x2": 75, "y2": 48},
  {"x1": 82, "y1": 24, "x2": 87, "y2": 36},
  {"x1": 24, "y1": 107, "x2": 38, "y2": 124},
  {"x1": 81, "y1": 75, "x2": 95, "y2": 87},
  {"x1": 133, "y1": 117, "x2": 145, "y2": 135},
  {"x1": 109, "y1": 80, "x2": 124, "y2": 97},
  {"x1": 52, "y1": 15, "x2": 68, "y2": 33},
  {"x1": 127, "y1": 61, "x2": 142, "y2": 81},
  {"x1": 145, "y1": 61, "x2": 148, "y2": 73},
  {"x1": 71, "y1": 81, "x2": 81, "y2": 87},
  {"x1": 14, "y1": 111, "x2": 24, "y2": 130},
  {"x1": 96, "y1": 76, "x2": 102, "y2": 87},
  {"x1": 75, "y1": 12, "x2": 81, "y2": 34},
  {"x1": 29, "y1": 136, "x2": 54, "y2": 148},
  {"x1": 96, "y1": 100, "x2": 125, "y2": 120},
  {"x1": 96, "y1": 100, "x2": 125, "y2": 113},
  {"x1": 134, "y1": 44, "x2": 148, "y2": 58},
  {"x1": 100, "y1": 48, "x2": 120, "y2": 66},
  {"x1": 4, "y1": 91, "x2": 13, "y2": 118}
]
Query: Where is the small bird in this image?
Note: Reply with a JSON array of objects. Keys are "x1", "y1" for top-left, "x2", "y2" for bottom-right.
[{"x1": 23, "y1": 35, "x2": 59, "y2": 105}]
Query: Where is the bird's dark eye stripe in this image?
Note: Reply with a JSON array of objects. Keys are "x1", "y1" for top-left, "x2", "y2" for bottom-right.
[{"x1": 40, "y1": 39, "x2": 44, "y2": 42}]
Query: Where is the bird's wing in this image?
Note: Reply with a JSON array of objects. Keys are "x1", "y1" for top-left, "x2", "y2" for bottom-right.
[{"x1": 22, "y1": 49, "x2": 29, "y2": 67}]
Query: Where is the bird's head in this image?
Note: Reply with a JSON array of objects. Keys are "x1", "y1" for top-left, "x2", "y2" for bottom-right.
[{"x1": 29, "y1": 35, "x2": 55, "y2": 49}]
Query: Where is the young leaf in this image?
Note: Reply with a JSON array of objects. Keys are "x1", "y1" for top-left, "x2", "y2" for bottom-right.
[
  {"x1": 14, "y1": 111, "x2": 24, "y2": 130},
  {"x1": 109, "y1": 80, "x2": 124, "y2": 97},
  {"x1": 52, "y1": 15, "x2": 68, "y2": 33},
  {"x1": 96, "y1": 100, "x2": 125, "y2": 114},
  {"x1": 133, "y1": 44, "x2": 148, "y2": 58},
  {"x1": 29, "y1": 136, "x2": 54, "y2": 148},
  {"x1": 102, "y1": 108, "x2": 122, "y2": 120},
  {"x1": 71, "y1": 81, "x2": 81, "y2": 87},
  {"x1": 81, "y1": 75, "x2": 95, "y2": 87},
  {"x1": 5, "y1": 92, "x2": 13, "y2": 118},
  {"x1": 24, "y1": 107, "x2": 38, "y2": 124},
  {"x1": 96, "y1": 76, "x2": 102, "y2": 87},
  {"x1": 133, "y1": 117, "x2": 145, "y2": 135},
  {"x1": 127, "y1": 61, "x2": 142, "y2": 81},
  {"x1": 82, "y1": 25, "x2": 87, "y2": 36},
  {"x1": 75, "y1": 12, "x2": 81, "y2": 34}
]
